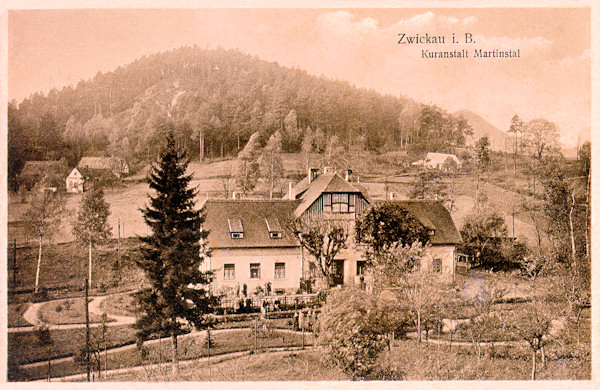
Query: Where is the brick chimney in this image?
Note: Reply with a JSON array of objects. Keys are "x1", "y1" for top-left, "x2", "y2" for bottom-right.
[{"x1": 308, "y1": 167, "x2": 319, "y2": 184}]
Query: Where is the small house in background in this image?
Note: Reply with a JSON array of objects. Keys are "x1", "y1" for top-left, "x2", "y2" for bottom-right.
[
  {"x1": 18, "y1": 160, "x2": 69, "y2": 190},
  {"x1": 412, "y1": 152, "x2": 462, "y2": 171},
  {"x1": 66, "y1": 168, "x2": 85, "y2": 193},
  {"x1": 66, "y1": 167, "x2": 117, "y2": 193},
  {"x1": 78, "y1": 156, "x2": 129, "y2": 179}
]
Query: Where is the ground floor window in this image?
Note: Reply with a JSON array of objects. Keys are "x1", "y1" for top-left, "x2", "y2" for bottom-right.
[
  {"x1": 432, "y1": 258, "x2": 442, "y2": 274},
  {"x1": 224, "y1": 264, "x2": 235, "y2": 280},
  {"x1": 250, "y1": 263, "x2": 261, "y2": 279},
  {"x1": 274, "y1": 262, "x2": 286, "y2": 278},
  {"x1": 356, "y1": 261, "x2": 366, "y2": 276}
]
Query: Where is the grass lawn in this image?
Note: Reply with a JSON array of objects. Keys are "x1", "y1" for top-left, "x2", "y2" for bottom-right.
[
  {"x1": 99, "y1": 292, "x2": 138, "y2": 317},
  {"x1": 8, "y1": 324, "x2": 139, "y2": 381},
  {"x1": 38, "y1": 298, "x2": 114, "y2": 325},
  {"x1": 102, "y1": 336, "x2": 590, "y2": 381},
  {"x1": 9, "y1": 237, "x2": 146, "y2": 303},
  {"x1": 386, "y1": 339, "x2": 590, "y2": 380},
  {"x1": 12, "y1": 327, "x2": 313, "y2": 381},
  {"x1": 8, "y1": 303, "x2": 32, "y2": 327},
  {"x1": 106, "y1": 349, "x2": 348, "y2": 381},
  {"x1": 9, "y1": 325, "x2": 137, "y2": 366}
]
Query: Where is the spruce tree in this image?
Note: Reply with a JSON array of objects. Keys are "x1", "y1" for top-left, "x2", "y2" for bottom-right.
[{"x1": 135, "y1": 126, "x2": 215, "y2": 374}]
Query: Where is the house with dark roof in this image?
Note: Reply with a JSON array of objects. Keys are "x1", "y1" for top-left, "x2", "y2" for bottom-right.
[
  {"x1": 201, "y1": 167, "x2": 462, "y2": 294},
  {"x1": 78, "y1": 156, "x2": 129, "y2": 178},
  {"x1": 18, "y1": 160, "x2": 69, "y2": 190}
]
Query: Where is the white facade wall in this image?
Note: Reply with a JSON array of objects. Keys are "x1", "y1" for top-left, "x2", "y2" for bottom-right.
[
  {"x1": 210, "y1": 246, "x2": 303, "y2": 294},
  {"x1": 420, "y1": 245, "x2": 456, "y2": 277}
]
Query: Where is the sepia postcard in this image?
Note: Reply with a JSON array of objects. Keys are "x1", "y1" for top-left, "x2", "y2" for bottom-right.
[{"x1": 1, "y1": 1, "x2": 597, "y2": 388}]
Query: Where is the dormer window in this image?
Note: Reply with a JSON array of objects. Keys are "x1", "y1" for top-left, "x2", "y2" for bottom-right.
[
  {"x1": 265, "y1": 217, "x2": 282, "y2": 239},
  {"x1": 228, "y1": 218, "x2": 244, "y2": 239},
  {"x1": 428, "y1": 229, "x2": 435, "y2": 236}
]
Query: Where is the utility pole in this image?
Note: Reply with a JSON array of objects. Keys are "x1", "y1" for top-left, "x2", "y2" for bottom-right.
[
  {"x1": 207, "y1": 329, "x2": 211, "y2": 380},
  {"x1": 13, "y1": 239, "x2": 17, "y2": 287},
  {"x1": 254, "y1": 319, "x2": 258, "y2": 351},
  {"x1": 85, "y1": 278, "x2": 91, "y2": 382}
]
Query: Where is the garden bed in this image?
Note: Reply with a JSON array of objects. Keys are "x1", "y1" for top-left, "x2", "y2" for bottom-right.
[{"x1": 38, "y1": 298, "x2": 115, "y2": 325}]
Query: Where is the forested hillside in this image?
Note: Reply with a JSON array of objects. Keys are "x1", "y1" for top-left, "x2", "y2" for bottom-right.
[{"x1": 8, "y1": 46, "x2": 473, "y2": 190}]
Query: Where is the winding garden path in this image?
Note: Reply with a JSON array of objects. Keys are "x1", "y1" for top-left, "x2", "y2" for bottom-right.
[{"x1": 10, "y1": 294, "x2": 136, "y2": 333}]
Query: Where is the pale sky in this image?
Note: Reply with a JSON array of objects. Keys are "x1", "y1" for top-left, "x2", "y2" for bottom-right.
[{"x1": 8, "y1": 8, "x2": 591, "y2": 148}]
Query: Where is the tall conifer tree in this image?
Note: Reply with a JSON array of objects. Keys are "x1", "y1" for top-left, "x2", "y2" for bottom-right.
[{"x1": 135, "y1": 125, "x2": 215, "y2": 374}]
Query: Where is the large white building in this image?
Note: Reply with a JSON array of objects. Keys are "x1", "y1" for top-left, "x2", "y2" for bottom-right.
[{"x1": 201, "y1": 168, "x2": 462, "y2": 295}]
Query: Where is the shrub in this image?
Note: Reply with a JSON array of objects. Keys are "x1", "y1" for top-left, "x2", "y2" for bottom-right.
[{"x1": 317, "y1": 287, "x2": 396, "y2": 380}]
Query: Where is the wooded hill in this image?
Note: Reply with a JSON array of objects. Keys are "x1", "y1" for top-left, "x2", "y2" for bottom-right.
[{"x1": 9, "y1": 46, "x2": 474, "y2": 190}]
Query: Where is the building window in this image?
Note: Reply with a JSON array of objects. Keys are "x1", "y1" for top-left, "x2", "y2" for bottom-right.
[
  {"x1": 250, "y1": 263, "x2": 261, "y2": 279},
  {"x1": 274, "y1": 262, "x2": 286, "y2": 279},
  {"x1": 323, "y1": 193, "x2": 332, "y2": 213},
  {"x1": 432, "y1": 258, "x2": 442, "y2": 274},
  {"x1": 323, "y1": 193, "x2": 355, "y2": 213},
  {"x1": 224, "y1": 264, "x2": 235, "y2": 280},
  {"x1": 356, "y1": 261, "x2": 366, "y2": 276}
]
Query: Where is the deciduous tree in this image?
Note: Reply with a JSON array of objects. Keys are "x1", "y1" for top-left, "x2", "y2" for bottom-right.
[
  {"x1": 317, "y1": 287, "x2": 396, "y2": 380},
  {"x1": 355, "y1": 202, "x2": 429, "y2": 265},
  {"x1": 72, "y1": 185, "x2": 111, "y2": 289},
  {"x1": 459, "y1": 209, "x2": 509, "y2": 270},
  {"x1": 524, "y1": 118, "x2": 560, "y2": 161},
  {"x1": 474, "y1": 136, "x2": 491, "y2": 211},
  {"x1": 25, "y1": 186, "x2": 66, "y2": 293},
  {"x1": 258, "y1": 131, "x2": 283, "y2": 199},
  {"x1": 291, "y1": 217, "x2": 350, "y2": 289},
  {"x1": 235, "y1": 131, "x2": 260, "y2": 196}
]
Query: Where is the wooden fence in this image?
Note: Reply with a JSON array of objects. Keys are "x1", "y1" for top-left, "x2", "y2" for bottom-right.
[{"x1": 219, "y1": 293, "x2": 319, "y2": 310}]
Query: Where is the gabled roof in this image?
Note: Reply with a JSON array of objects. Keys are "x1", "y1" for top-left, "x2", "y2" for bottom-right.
[
  {"x1": 19, "y1": 160, "x2": 64, "y2": 177},
  {"x1": 76, "y1": 167, "x2": 118, "y2": 181},
  {"x1": 294, "y1": 173, "x2": 368, "y2": 217},
  {"x1": 373, "y1": 199, "x2": 461, "y2": 245},
  {"x1": 202, "y1": 200, "x2": 302, "y2": 249},
  {"x1": 78, "y1": 156, "x2": 128, "y2": 173}
]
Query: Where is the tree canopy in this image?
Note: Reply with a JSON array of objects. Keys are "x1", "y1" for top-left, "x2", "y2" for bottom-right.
[
  {"x1": 355, "y1": 202, "x2": 430, "y2": 263},
  {"x1": 9, "y1": 46, "x2": 475, "y2": 190}
]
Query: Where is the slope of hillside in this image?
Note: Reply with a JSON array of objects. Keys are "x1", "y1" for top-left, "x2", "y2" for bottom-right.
[{"x1": 456, "y1": 109, "x2": 509, "y2": 151}]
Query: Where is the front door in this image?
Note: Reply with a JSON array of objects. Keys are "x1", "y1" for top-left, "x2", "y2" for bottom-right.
[{"x1": 332, "y1": 260, "x2": 345, "y2": 286}]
